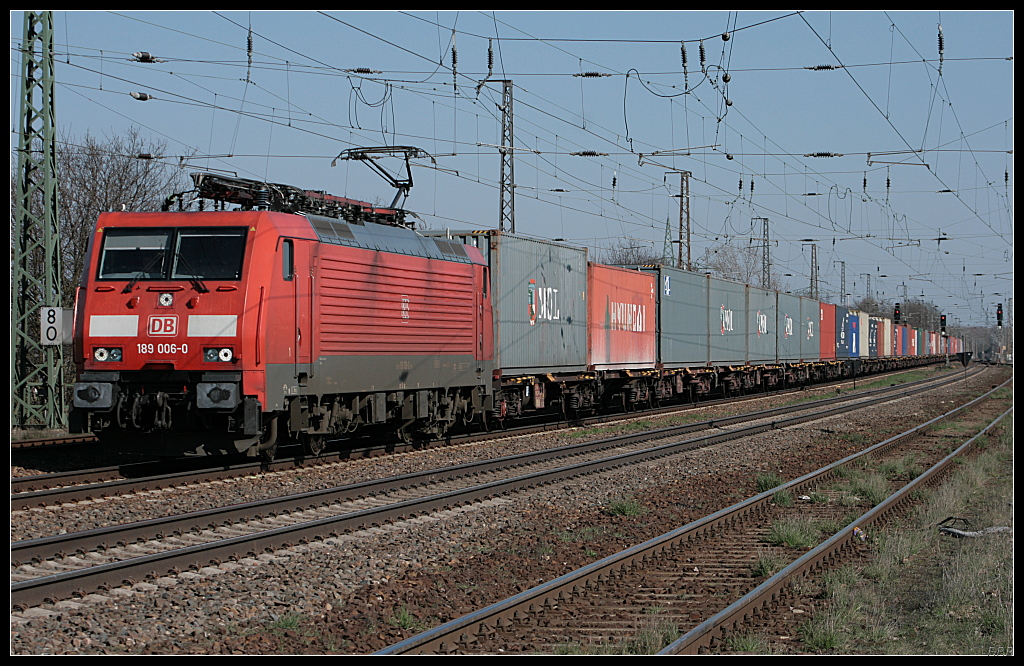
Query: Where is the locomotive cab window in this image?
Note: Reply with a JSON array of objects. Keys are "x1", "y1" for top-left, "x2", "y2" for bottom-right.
[
  {"x1": 172, "y1": 229, "x2": 247, "y2": 280},
  {"x1": 98, "y1": 227, "x2": 247, "y2": 281},
  {"x1": 97, "y1": 229, "x2": 170, "y2": 279}
]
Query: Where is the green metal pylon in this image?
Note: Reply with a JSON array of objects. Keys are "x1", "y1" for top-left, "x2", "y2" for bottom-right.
[{"x1": 13, "y1": 11, "x2": 65, "y2": 430}]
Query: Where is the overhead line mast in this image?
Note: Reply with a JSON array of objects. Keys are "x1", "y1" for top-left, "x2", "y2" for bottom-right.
[{"x1": 13, "y1": 11, "x2": 64, "y2": 430}]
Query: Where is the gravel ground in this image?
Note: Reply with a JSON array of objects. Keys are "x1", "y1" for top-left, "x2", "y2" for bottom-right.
[{"x1": 10, "y1": 365, "x2": 1007, "y2": 654}]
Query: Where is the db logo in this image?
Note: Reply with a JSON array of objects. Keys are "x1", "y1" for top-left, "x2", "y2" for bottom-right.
[{"x1": 148, "y1": 315, "x2": 178, "y2": 336}]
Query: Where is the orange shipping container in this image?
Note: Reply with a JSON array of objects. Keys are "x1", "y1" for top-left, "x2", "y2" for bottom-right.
[{"x1": 587, "y1": 263, "x2": 656, "y2": 370}]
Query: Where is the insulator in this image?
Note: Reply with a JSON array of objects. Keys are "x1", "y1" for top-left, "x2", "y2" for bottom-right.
[
  {"x1": 571, "y1": 151, "x2": 607, "y2": 157},
  {"x1": 451, "y1": 45, "x2": 457, "y2": 68},
  {"x1": 246, "y1": 29, "x2": 253, "y2": 82},
  {"x1": 488, "y1": 39, "x2": 494, "y2": 75},
  {"x1": 806, "y1": 64, "x2": 838, "y2": 70},
  {"x1": 863, "y1": 174, "x2": 868, "y2": 191},
  {"x1": 612, "y1": 175, "x2": 617, "y2": 188},
  {"x1": 699, "y1": 40, "x2": 706, "y2": 70},
  {"x1": 575, "y1": 71, "x2": 609, "y2": 77},
  {"x1": 347, "y1": 67, "x2": 381, "y2": 74},
  {"x1": 680, "y1": 42, "x2": 687, "y2": 67},
  {"x1": 130, "y1": 92, "x2": 153, "y2": 101},
  {"x1": 803, "y1": 152, "x2": 843, "y2": 158},
  {"x1": 132, "y1": 52, "x2": 157, "y2": 63},
  {"x1": 739, "y1": 176, "x2": 744, "y2": 192},
  {"x1": 938, "y1": 27, "x2": 944, "y2": 56},
  {"x1": 136, "y1": 153, "x2": 154, "y2": 160},
  {"x1": 749, "y1": 178, "x2": 754, "y2": 195},
  {"x1": 254, "y1": 188, "x2": 270, "y2": 209}
]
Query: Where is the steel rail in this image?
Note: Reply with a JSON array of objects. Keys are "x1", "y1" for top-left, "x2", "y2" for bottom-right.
[
  {"x1": 660, "y1": 401, "x2": 1013, "y2": 654},
  {"x1": 12, "y1": 365, "x2": 978, "y2": 508},
  {"x1": 10, "y1": 369, "x2": 990, "y2": 611},
  {"x1": 11, "y1": 434, "x2": 98, "y2": 450},
  {"x1": 375, "y1": 378, "x2": 1010, "y2": 655},
  {"x1": 12, "y1": 366, "x2": 977, "y2": 560}
]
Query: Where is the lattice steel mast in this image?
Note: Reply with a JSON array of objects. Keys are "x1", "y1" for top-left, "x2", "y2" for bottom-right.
[
  {"x1": 498, "y1": 80, "x2": 515, "y2": 233},
  {"x1": 754, "y1": 217, "x2": 769, "y2": 288},
  {"x1": 13, "y1": 11, "x2": 64, "y2": 429},
  {"x1": 677, "y1": 171, "x2": 692, "y2": 270}
]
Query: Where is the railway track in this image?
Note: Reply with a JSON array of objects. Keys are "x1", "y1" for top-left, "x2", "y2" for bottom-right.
[
  {"x1": 11, "y1": 364, "x2": 976, "y2": 506},
  {"x1": 12, "y1": 362, "x2": 964, "y2": 468},
  {"x1": 11, "y1": 433, "x2": 99, "y2": 450},
  {"x1": 375, "y1": 379, "x2": 1012, "y2": 654},
  {"x1": 10, "y1": 365, "x2": 988, "y2": 612}
]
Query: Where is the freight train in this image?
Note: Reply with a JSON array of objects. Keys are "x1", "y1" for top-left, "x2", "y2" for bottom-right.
[{"x1": 70, "y1": 173, "x2": 960, "y2": 458}]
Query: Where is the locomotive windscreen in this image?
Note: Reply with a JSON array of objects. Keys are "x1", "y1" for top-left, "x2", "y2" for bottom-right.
[
  {"x1": 172, "y1": 229, "x2": 247, "y2": 280},
  {"x1": 98, "y1": 227, "x2": 247, "y2": 281}
]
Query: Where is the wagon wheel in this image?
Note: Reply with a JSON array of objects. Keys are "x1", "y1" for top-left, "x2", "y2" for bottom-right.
[
  {"x1": 396, "y1": 425, "x2": 414, "y2": 444},
  {"x1": 302, "y1": 433, "x2": 327, "y2": 456}
]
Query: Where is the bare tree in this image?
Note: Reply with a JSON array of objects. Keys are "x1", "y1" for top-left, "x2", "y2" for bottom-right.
[
  {"x1": 698, "y1": 240, "x2": 788, "y2": 291},
  {"x1": 852, "y1": 295, "x2": 891, "y2": 318},
  {"x1": 854, "y1": 295, "x2": 946, "y2": 330},
  {"x1": 57, "y1": 128, "x2": 191, "y2": 305},
  {"x1": 597, "y1": 238, "x2": 663, "y2": 266},
  {"x1": 898, "y1": 298, "x2": 942, "y2": 331}
]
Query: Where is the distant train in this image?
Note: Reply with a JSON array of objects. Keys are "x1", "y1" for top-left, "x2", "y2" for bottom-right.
[{"x1": 70, "y1": 173, "x2": 959, "y2": 457}]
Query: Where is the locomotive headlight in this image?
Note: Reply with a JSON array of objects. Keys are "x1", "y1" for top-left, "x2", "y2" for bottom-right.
[
  {"x1": 204, "y1": 347, "x2": 234, "y2": 362},
  {"x1": 159, "y1": 292, "x2": 174, "y2": 307},
  {"x1": 93, "y1": 347, "x2": 122, "y2": 362}
]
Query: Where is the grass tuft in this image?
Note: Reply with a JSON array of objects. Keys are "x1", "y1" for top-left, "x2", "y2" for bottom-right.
[
  {"x1": 606, "y1": 497, "x2": 645, "y2": 517},
  {"x1": 755, "y1": 472, "x2": 785, "y2": 493},
  {"x1": 766, "y1": 516, "x2": 819, "y2": 549}
]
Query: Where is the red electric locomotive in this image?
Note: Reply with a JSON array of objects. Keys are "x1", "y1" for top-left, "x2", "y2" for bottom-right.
[{"x1": 71, "y1": 174, "x2": 494, "y2": 457}]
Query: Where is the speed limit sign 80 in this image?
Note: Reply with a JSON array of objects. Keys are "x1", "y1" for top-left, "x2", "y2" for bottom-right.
[{"x1": 39, "y1": 307, "x2": 72, "y2": 345}]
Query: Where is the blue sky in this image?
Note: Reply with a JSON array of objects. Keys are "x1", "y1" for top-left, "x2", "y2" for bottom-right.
[{"x1": 11, "y1": 11, "x2": 1013, "y2": 327}]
